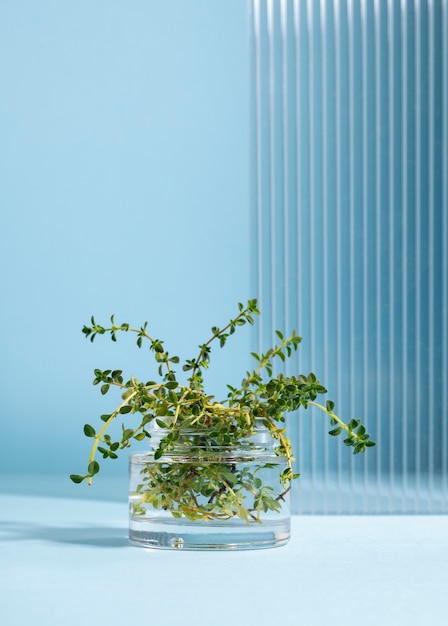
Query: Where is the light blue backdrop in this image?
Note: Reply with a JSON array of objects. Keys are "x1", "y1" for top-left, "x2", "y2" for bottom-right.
[{"x1": 0, "y1": 0, "x2": 251, "y2": 481}]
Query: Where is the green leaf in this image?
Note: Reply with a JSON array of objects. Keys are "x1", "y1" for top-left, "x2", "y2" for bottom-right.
[
  {"x1": 119, "y1": 405, "x2": 132, "y2": 414},
  {"x1": 152, "y1": 340, "x2": 164, "y2": 353},
  {"x1": 83, "y1": 424, "x2": 96, "y2": 437},
  {"x1": 237, "y1": 506, "x2": 250, "y2": 522},
  {"x1": 222, "y1": 471, "x2": 238, "y2": 487},
  {"x1": 101, "y1": 384, "x2": 110, "y2": 395},
  {"x1": 156, "y1": 419, "x2": 168, "y2": 428},
  {"x1": 88, "y1": 461, "x2": 100, "y2": 476},
  {"x1": 328, "y1": 426, "x2": 343, "y2": 436},
  {"x1": 70, "y1": 474, "x2": 86, "y2": 483}
]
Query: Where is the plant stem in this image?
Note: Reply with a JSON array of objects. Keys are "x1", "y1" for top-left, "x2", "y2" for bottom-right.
[
  {"x1": 189, "y1": 308, "x2": 250, "y2": 384},
  {"x1": 172, "y1": 389, "x2": 190, "y2": 426},
  {"x1": 87, "y1": 390, "x2": 138, "y2": 485},
  {"x1": 307, "y1": 401, "x2": 357, "y2": 439},
  {"x1": 264, "y1": 416, "x2": 294, "y2": 479},
  {"x1": 308, "y1": 401, "x2": 343, "y2": 425},
  {"x1": 240, "y1": 336, "x2": 295, "y2": 391}
]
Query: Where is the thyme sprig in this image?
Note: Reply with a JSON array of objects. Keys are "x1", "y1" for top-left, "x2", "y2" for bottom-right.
[{"x1": 71, "y1": 299, "x2": 376, "y2": 522}]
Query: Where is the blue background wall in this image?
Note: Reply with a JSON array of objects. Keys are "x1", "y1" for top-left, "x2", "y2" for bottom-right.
[
  {"x1": 2, "y1": 0, "x2": 446, "y2": 515},
  {"x1": 0, "y1": 0, "x2": 251, "y2": 482}
]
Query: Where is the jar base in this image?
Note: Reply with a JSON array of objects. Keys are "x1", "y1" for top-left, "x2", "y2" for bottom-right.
[{"x1": 129, "y1": 517, "x2": 290, "y2": 550}]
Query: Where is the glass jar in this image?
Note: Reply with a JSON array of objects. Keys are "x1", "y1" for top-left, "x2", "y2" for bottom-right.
[{"x1": 129, "y1": 421, "x2": 291, "y2": 550}]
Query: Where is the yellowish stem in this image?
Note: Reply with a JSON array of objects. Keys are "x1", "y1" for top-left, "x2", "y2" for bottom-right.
[
  {"x1": 87, "y1": 390, "x2": 138, "y2": 485},
  {"x1": 307, "y1": 401, "x2": 349, "y2": 432}
]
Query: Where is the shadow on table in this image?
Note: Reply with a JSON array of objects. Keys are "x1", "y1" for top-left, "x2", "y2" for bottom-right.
[{"x1": 0, "y1": 520, "x2": 129, "y2": 548}]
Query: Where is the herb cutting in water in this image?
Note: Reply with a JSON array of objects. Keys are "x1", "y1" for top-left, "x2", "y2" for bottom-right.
[{"x1": 71, "y1": 299, "x2": 375, "y2": 529}]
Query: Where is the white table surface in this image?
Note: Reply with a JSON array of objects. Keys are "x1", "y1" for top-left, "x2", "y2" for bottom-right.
[{"x1": 1, "y1": 492, "x2": 447, "y2": 626}]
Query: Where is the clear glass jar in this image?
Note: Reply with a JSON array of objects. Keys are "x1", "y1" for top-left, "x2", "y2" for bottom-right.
[{"x1": 129, "y1": 421, "x2": 291, "y2": 550}]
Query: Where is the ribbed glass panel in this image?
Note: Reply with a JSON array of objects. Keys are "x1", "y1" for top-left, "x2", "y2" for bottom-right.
[{"x1": 250, "y1": 0, "x2": 448, "y2": 513}]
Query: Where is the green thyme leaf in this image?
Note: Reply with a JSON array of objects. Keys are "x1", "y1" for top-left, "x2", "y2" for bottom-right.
[{"x1": 83, "y1": 424, "x2": 96, "y2": 437}]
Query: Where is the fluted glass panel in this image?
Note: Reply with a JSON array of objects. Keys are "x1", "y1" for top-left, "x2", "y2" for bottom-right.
[{"x1": 251, "y1": 0, "x2": 448, "y2": 513}]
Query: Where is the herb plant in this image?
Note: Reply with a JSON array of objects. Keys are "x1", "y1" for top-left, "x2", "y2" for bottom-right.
[{"x1": 71, "y1": 299, "x2": 375, "y2": 523}]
